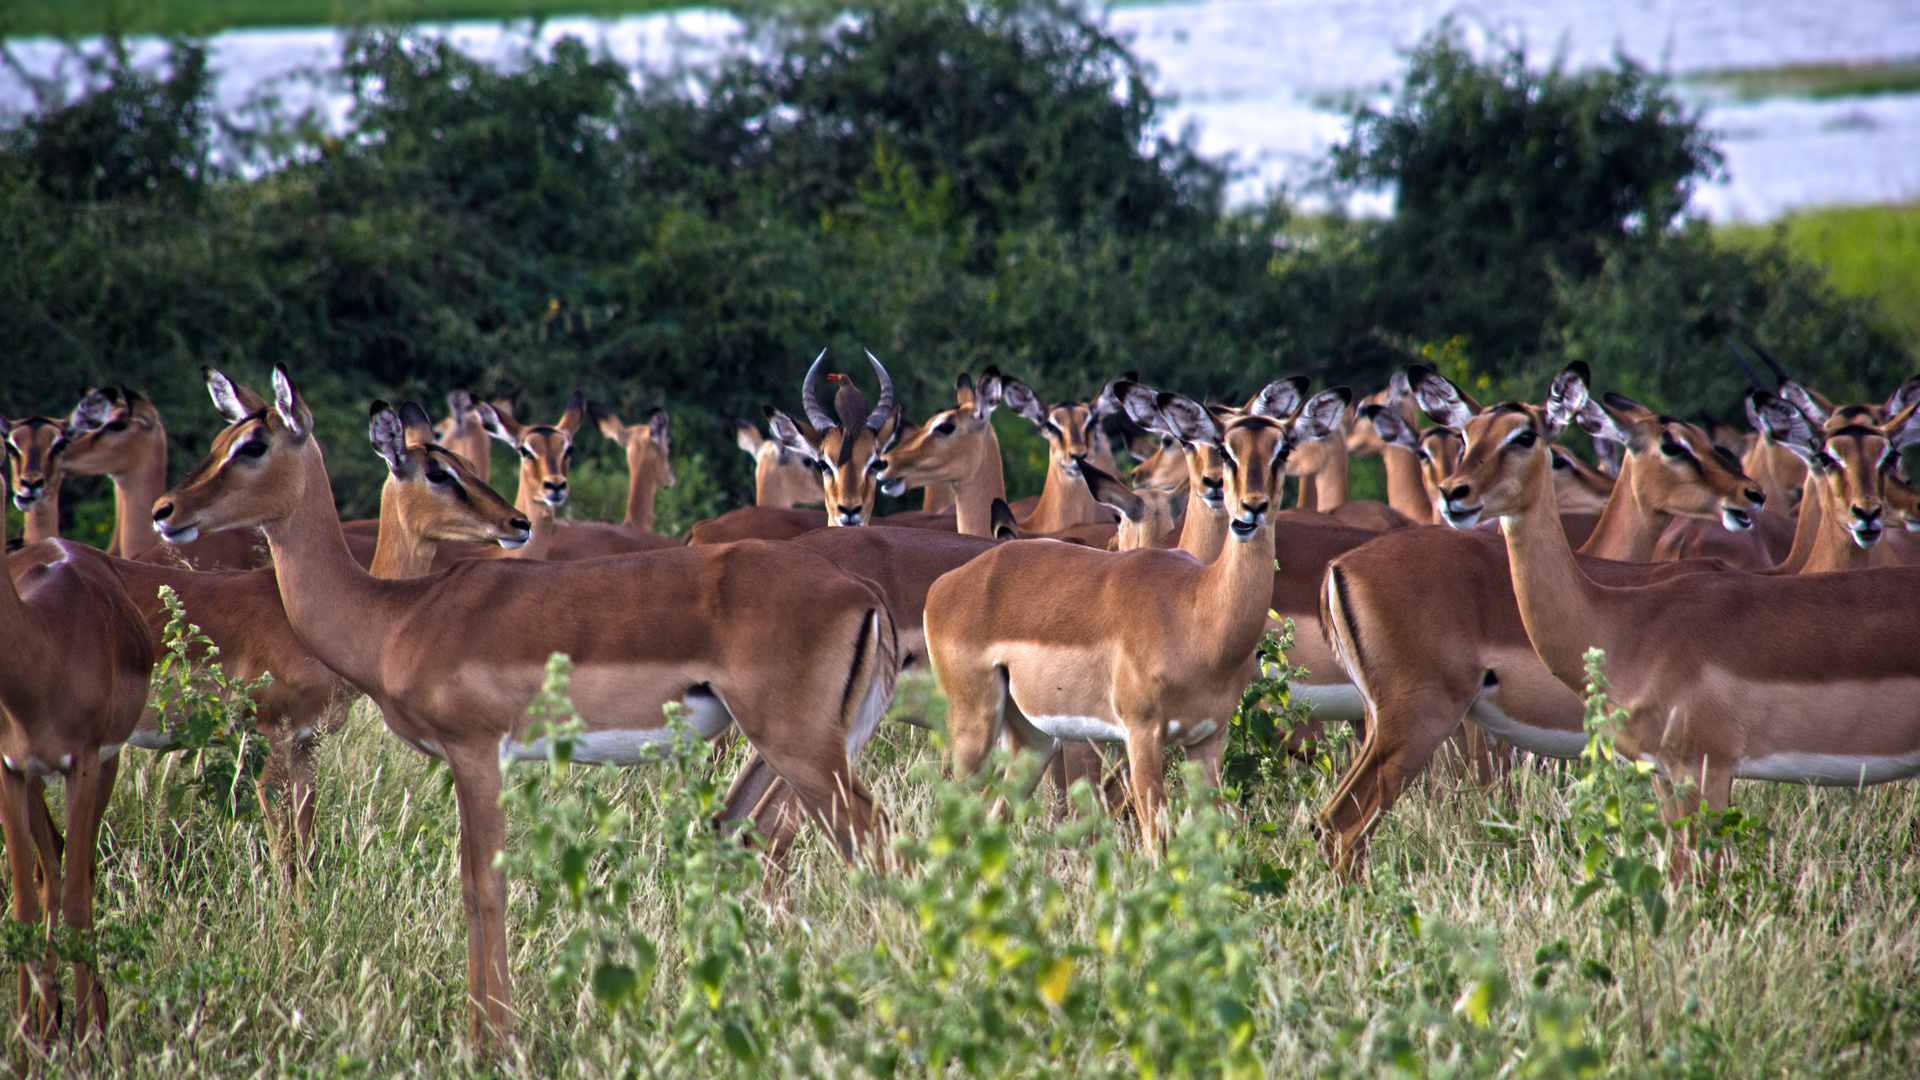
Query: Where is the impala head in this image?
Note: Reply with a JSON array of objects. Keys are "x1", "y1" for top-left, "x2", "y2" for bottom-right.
[
  {"x1": 1362, "y1": 398, "x2": 1465, "y2": 518},
  {"x1": 1759, "y1": 390, "x2": 1920, "y2": 549},
  {"x1": 1886, "y1": 468, "x2": 1920, "y2": 532},
  {"x1": 1127, "y1": 434, "x2": 1191, "y2": 492},
  {"x1": 1546, "y1": 445, "x2": 1617, "y2": 514},
  {"x1": 480, "y1": 392, "x2": 584, "y2": 510},
  {"x1": 1578, "y1": 392, "x2": 1763, "y2": 529},
  {"x1": 733, "y1": 418, "x2": 825, "y2": 508},
  {"x1": 153, "y1": 366, "x2": 307, "y2": 544},
  {"x1": 1079, "y1": 457, "x2": 1187, "y2": 550},
  {"x1": 1000, "y1": 374, "x2": 1112, "y2": 481},
  {"x1": 1112, "y1": 380, "x2": 1284, "y2": 512},
  {"x1": 433, "y1": 390, "x2": 494, "y2": 478},
  {"x1": 876, "y1": 368, "x2": 1002, "y2": 497},
  {"x1": 1155, "y1": 381, "x2": 1349, "y2": 542},
  {"x1": 591, "y1": 403, "x2": 676, "y2": 491},
  {"x1": 370, "y1": 400, "x2": 532, "y2": 548},
  {"x1": 765, "y1": 349, "x2": 901, "y2": 526},
  {"x1": 63, "y1": 385, "x2": 163, "y2": 480},
  {"x1": 1419, "y1": 363, "x2": 1596, "y2": 528},
  {"x1": 3, "y1": 414, "x2": 68, "y2": 512}
]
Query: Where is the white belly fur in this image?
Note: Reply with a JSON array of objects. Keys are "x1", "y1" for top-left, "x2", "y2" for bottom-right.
[
  {"x1": 1735, "y1": 747, "x2": 1920, "y2": 786},
  {"x1": 1293, "y1": 683, "x2": 1365, "y2": 723},
  {"x1": 1030, "y1": 715, "x2": 1127, "y2": 743},
  {"x1": 1465, "y1": 694, "x2": 1587, "y2": 759},
  {"x1": 502, "y1": 690, "x2": 735, "y2": 765}
]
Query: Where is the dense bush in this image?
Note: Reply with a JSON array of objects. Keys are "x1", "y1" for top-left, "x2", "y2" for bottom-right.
[{"x1": 0, "y1": 0, "x2": 1910, "y2": 529}]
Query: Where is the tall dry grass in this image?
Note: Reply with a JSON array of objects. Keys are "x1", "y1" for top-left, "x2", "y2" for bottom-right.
[{"x1": 2, "y1": 674, "x2": 1916, "y2": 1077}]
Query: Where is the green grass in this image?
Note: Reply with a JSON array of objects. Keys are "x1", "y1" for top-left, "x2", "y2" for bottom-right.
[
  {"x1": 6, "y1": 678, "x2": 1917, "y2": 1076},
  {"x1": 2, "y1": 0, "x2": 690, "y2": 37},
  {"x1": 1687, "y1": 57, "x2": 1920, "y2": 102},
  {"x1": 1719, "y1": 203, "x2": 1920, "y2": 350}
]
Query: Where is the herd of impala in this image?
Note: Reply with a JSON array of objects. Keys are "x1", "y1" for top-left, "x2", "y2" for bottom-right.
[{"x1": 4, "y1": 344, "x2": 1918, "y2": 1044}]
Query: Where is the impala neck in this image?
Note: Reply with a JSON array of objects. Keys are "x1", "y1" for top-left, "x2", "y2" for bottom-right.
[
  {"x1": 1743, "y1": 437, "x2": 1805, "y2": 513},
  {"x1": 1301, "y1": 439, "x2": 1349, "y2": 511},
  {"x1": 1797, "y1": 473, "x2": 1873, "y2": 574},
  {"x1": 1380, "y1": 444, "x2": 1434, "y2": 523},
  {"x1": 1178, "y1": 498, "x2": 1227, "y2": 563},
  {"x1": 514, "y1": 502, "x2": 554, "y2": 561},
  {"x1": 264, "y1": 442, "x2": 422, "y2": 694},
  {"x1": 1500, "y1": 453, "x2": 1609, "y2": 690},
  {"x1": 17, "y1": 492, "x2": 59, "y2": 545},
  {"x1": 1025, "y1": 452, "x2": 1103, "y2": 532},
  {"x1": 1575, "y1": 455, "x2": 1668, "y2": 562},
  {"x1": 369, "y1": 481, "x2": 437, "y2": 579},
  {"x1": 949, "y1": 436, "x2": 1007, "y2": 538},
  {"x1": 1194, "y1": 514, "x2": 1281, "y2": 670},
  {"x1": 109, "y1": 423, "x2": 173, "y2": 560},
  {"x1": 621, "y1": 468, "x2": 657, "y2": 533}
]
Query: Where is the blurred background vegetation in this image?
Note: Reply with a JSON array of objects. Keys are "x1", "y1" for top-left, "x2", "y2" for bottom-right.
[{"x1": 1, "y1": 0, "x2": 1912, "y2": 533}]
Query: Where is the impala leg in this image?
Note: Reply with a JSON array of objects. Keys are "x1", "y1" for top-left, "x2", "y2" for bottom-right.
[
  {"x1": 940, "y1": 665, "x2": 1002, "y2": 778},
  {"x1": 1315, "y1": 684, "x2": 1475, "y2": 881},
  {"x1": 1124, "y1": 723, "x2": 1168, "y2": 851},
  {"x1": 0, "y1": 768, "x2": 56, "y2": 1044},
  {"x1": 61, "y1": 753, "x2": 114, "y2": 1037},
  {"x1": 255, "y1": 719, "x2": 296, "y2": 885},
  {"x1": 1653, "y1": 757, "x2": 1734, "y2": 884},
  {"x1": 445, "y1": 748, "x2": 513, "y2": 1042},
  {"x1": 289, "y1": 728, "x2": 320, "y2": 873},
  {"x1": 25, "y1": 779, "x2": 62, "y2": 924}
]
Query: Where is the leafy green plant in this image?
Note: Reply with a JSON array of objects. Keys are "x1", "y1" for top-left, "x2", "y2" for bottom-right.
[{"x1": 145, "y1": 584, "x2": 272, "y2": 819}]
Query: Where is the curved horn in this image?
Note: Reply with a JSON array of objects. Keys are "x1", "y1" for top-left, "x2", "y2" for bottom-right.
[
  {"x1": 801, "y1": 348, "x2": 835, "y2": 430},
  {"x1": 864, "y1": 350, "x2": 895, "y2": 431},
  {"x1": 1727, "y1": 342, "x2": 1769, "y2": 392}
]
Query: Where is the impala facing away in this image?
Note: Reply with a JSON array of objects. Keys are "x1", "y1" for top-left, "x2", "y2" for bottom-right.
[
  {"x1": 152, "y1": 365, "x2": 899, "y2": 1039},
  {"x1": 1436, "y1": 364, "x2": 1920, "y2": 857},
  {"x1": 925, "y1": 382, "x2": 1348, "y2": 842},
  {"x1": 1, "y1": 539, "x2": 153, "y2": 1041}
]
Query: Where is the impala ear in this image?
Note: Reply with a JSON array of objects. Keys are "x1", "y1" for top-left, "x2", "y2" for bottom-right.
[
  {"x1": 1361, "y1": 402, "x2": 1417, "y2": 450},
  {"x1": 1247, "y1": 376, "x2": 1308, "y2": 419},
  {"x1": 270, "y1": 364, "x2": 311, "y2": 439},
  {"x1": 648, "y1": 409, "x2": 671, "y2": 448},
  {"x1": 68, "y1": 387, "x2": 119, "y2": 434},
  {"x1": 1884, "y1": 400, "x2": 1920, "y2": 455},
  {"x1": 975, "y1": 366, "x2": 1004, "y2": 416},
  {"x1": 1592, "y1": 433, "x2": 1624, "y2": 477},
  {"x1": 732, "y1": 419, "x2": 764, "y2": 455},
  {"x1": 1156, "y1": 391, "x2": 1223, "y2": 448},
  {"x1": 1752, "y1": 391, "x2": 1824, "y2": 465},
  {"x1": 204, "y1": 367, "x2": 255, "y2": 423},
  {"x1": 1408, "y1": 366, "x2": 1477, "y2": 432},
  {"x1": 1776, "y1": 380, "x2": 1829, "y2": 425},
  {"x1": 1290, "y1": 388, "x2": 1352, "y2": 445},
  {"x1": 1078, "y1": 458, "x2": 1143, "y2": 522},
  {"x1": 589, "y1": 401, "x2": 627, "y2": 445},
  {"x1": 477, "y1": 402, "x2": 520, "y2": 445},
  {"x1": 557, "y1": 391, "x2": 585, "y2": 437},
  {"x1": 398, "y1": 401, "x2": 437, "y2": 448},
  {"x1": 989, "y1": 497, "x2": 1019, "y2": 540},
  {"x1": 1114, "y1": 380, "x2": 1169, "y2": 436},
  {"x1": 765, "y1": 407, "x2": 820, "y2": 462},
  {"x1": 368, "y1": 400, "x2": 413, "y2": 475},
  {"x1": 1000, "y1": 377, "x2": 1048, "y2": 428},
  {"x1": 873, "y1": 403, "x2": 903, "y2": 453},
  {"x1": 1884, "y1": 375, "x2": 1920, "y2": 423},
  {"x1": 1579, "y1": 395, "x2": 1633, "y2": 448},
  {"x1": 1543, "y1": 363, "x2": 1591, "y2": 440}
]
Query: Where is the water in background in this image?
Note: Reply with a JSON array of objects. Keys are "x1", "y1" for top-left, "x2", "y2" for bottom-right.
[{"x1": 3, "y1": 0, "x2": 1917, "y2": 219}]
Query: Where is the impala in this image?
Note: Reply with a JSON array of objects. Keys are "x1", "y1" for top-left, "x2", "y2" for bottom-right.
[
  {"x1": 3, "y1": 415, "x2": 65, "y2": 545},
  {"x1": 434, "y1": 389, "x2": 496, "y2": 483},
  {"x1": 586, "y1": 403, "x2": 676, "y2": 535},
  {"x1": 1433, "y1": 363, "x2": 1920, "y2": 848},
  {"x1": 477, "y1": 394, "x2": 680, "y2": 559},
  {"x1": 733, "y1": 417, "x2": 825, "y2": 508},
  {"x1": 998, "y1": 374, "x2": 1120, "y2": 533},
  {"x1": 766, "y1": 350, "x2": 902, "y2": 527},
  {"x1": 153, "y1": 365, "x2": 899, "y2": 1038},
  {"x1": 925, "y1": 383, "x2": 1349, "y2": 842},
  {"x1": 0, "y1": 538, "x2": 153, "y2": 1040},
  {"x1": 367, "y1": 400, "x2": 533, "y2": 578},
  {"x1": 1317, "y1": 368, "x2": 1776, "y2": 875},
  {"x1": 63, "y1": 386, "x2": 266, "y2": 570},
  {"x1": 875, "y1": 370, "x2": 1007, "y2": 537}
]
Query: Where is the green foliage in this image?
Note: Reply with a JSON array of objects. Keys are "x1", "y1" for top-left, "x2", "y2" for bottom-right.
[
  {"x1": 1222, "y1": 620, "x2": 1331, "y2": 795},
  {"x1": 1718, "y1": 203, "x2": 1920, "y2": 349},
  {"x1": 145, "y1": 584, "x2": 273, "y2": 818},
  {"x1": 1332, "y1": 23, "x2": 1720, "y2": 373}
]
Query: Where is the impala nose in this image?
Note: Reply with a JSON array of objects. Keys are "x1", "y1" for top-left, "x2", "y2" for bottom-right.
[
  {"x1": 542, "y1": 479, "x2": 569, "y2": 507},
  {"x1": 835, "y1": 505, "x2": 864, "y2": 526},
  {"x1": 1443, "y1": 483, "x2": 1471, "y2": 503},
  {"x1": 12, "y1": 477, "x2": 44, "y2": 508},
  {"x1": 1744, "y1": 488, "x2": 1765, "y2": 508}
]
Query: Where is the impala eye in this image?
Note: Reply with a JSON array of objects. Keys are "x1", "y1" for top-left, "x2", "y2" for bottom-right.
[
  {"x1": 519, "y1": 447, "x2": 534, "y2": 459},
  {"x1": 1509, "y1": 429, "x2": 1537, "y2": 450},
  {"x1": 105, "y1": 419, "x2": 129, "y2": 432},
  {"x1": 1660, "y1": 439, "x2": 1688, "y2": 457},
  {"x1": 934, "y1": 422, "x2": 956, "y2": 436},
  {"x1": 427, "y1": 466, "x2": 456, "y2": 485},
  {"x1": 237, "y1": 440, "x2": 269, "y2": 459}
]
